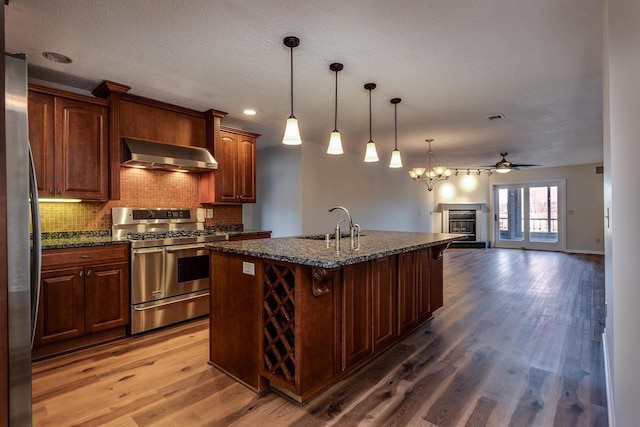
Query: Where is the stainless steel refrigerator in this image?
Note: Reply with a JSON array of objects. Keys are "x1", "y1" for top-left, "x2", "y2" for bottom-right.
[{"x1": 6, "y1": 52, "x2": 40, "y2": 426}]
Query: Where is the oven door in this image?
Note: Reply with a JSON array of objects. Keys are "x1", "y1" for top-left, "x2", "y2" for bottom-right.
[
  {"x1": 165, "y1": 244, "x2": 210, "y2": 298},
  {"x1": 131, "y1": 247, "x2": 165, "y2": 304}
]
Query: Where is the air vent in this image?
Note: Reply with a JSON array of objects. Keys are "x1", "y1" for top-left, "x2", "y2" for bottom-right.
[
  {"x1": 596, "y1": 166, "x2": 604, "y2": 174},
  {"x1": 487, "y1": 114, "x2": 505, "y2": 121}
]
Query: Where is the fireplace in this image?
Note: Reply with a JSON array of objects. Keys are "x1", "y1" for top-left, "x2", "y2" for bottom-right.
[
  {"x1": 448, "y1": 210, "x2": 476, "y2": 241},
  {"x1": 439, "y1": 203, "x2": 488, "y2": 248}
]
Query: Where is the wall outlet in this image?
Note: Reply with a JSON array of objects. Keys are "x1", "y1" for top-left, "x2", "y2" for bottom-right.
[{"x1": 242, "y1": 262, "x2": 255, "y2": 276}]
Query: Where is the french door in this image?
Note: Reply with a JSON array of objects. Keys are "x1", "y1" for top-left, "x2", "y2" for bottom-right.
[{"x1": 493, "y1": 180, "x2": 565, "y2": 251}]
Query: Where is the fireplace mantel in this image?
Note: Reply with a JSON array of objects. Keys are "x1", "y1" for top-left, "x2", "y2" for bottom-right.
[{"x1": 437, "y1": 203, "x2": 488, "y2": 212}]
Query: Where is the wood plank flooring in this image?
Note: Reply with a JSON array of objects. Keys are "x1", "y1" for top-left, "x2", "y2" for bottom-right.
[{"x1": 31, "y1": 248, "x2": 607, "y2": 426}]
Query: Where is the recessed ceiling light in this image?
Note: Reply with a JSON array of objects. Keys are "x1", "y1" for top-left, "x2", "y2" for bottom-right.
[
  {"x1": 42, "y1": 51, "x2": 72, "y2": 64},
  {"x1": 243, "y1": 109, "x2": 257, "y2": 116},
  {"x1": 487, "y1": 113, "x2": 505, "y2": 121}
]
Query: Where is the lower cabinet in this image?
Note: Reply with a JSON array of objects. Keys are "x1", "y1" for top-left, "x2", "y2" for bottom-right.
[
  {"x1": 343, "y1": 255, "x2": 398, "y2": 371},
  {"x1": 34, "y1": 245, "x2": 129, "y2": 358},
  {"x1": 210, "y1": 245, "x2": 447, "y2": 403}
]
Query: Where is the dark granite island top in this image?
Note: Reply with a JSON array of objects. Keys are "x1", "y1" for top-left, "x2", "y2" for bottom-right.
[
  {"x1": 207, "y1": 230, "x2": 460, "y2": 268},
  {"x1": 208, "y1": 230, "x2": 460, "y2": 403}
]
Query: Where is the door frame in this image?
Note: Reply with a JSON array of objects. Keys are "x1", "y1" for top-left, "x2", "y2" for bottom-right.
[{"x1": 491, "y1": 179, "x2": 566, "y2": 251}]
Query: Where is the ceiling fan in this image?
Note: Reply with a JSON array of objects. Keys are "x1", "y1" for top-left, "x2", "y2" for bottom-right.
[{"x1": 483, "y1": 152, "x2": 540, "y2": 173}]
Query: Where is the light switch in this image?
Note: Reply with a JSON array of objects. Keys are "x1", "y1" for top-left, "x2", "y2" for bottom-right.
[{"x1": 242, "y1": 262, "x2": 255, "y2": 276}]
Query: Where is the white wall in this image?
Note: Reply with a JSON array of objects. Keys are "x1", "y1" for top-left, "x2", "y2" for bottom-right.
[
  {"x1": 249, "y1": 141, "x2": 436, "y2": 237},
  {"x1": 605, "y1": 1, "x2": 640, "y2": 425},
  {"x1": 247, "y1": 145, "x2": 302, "y2": 237},
  {"x1": 433, "y1": 173, "x2": 491, "y2": 237},
  {"x1": 300, "y1": 141, "x2": 434, "y2": 235},
  {"x1": 490, "y1": 164, "x2": 604, "y2": 253}
]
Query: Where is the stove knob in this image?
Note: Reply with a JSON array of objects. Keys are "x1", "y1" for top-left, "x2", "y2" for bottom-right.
[{"x1": 147, "y1": 210, "x2": 154, "y2": 219}]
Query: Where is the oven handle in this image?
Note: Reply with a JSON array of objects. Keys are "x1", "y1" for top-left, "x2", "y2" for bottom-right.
[
  {"x1": 133, "y1": 292, "x2": 209, "y2": 311},
  {"x1": 132, "y1": 247, "x2": 164, "y2": 255},
  {"x1": 166, "y1": 244, "x2": 208, "y2": 253}
]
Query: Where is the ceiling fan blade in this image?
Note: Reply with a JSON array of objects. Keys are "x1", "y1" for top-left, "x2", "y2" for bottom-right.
[{"x1": 510, "y1": 163, "x2": 540, "y2": 168}]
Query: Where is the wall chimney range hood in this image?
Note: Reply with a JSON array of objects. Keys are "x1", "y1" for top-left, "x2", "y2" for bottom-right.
[{"x1": 121, "y1": 138, "x2": 218, "y2": 173}]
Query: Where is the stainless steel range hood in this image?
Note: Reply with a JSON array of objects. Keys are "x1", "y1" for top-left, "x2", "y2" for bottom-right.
[{"x1": 121, "y1": 138, "x2": 218, "y2": 172}]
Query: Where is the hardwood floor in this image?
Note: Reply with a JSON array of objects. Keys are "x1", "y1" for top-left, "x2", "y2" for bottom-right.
[{"x1": 31, "y1": 248, "x2": 607, "y2": 426}]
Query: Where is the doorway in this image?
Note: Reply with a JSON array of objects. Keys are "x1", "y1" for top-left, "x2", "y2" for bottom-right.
[{"x1": 493, "y1": 180, "x2": 566, "y2": 251}]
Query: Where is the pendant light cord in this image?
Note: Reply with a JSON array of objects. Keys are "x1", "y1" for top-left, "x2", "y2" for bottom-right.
[
  {"x1": 290, "y1": 46, "x2": 294, "y2": 118},
  {"x1": 394, "y1": 103, "x2": 398, "y2": 150},
  {"x1": 368, "y1": 88, "x2": 372, "y2": 142},
  {"x1": 334, "y1": 70, "x2": 338, "y2": 132}
]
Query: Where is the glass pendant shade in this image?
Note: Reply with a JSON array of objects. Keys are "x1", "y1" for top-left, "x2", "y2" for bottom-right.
[
  {"x1": 389, "y1": 149, "x2": 403, "y2": 168},
  {"x1": 364, "y1": 141, "x2": 379, "y2": 162},
  {"x1": 433, "y1": 166, "x2": 447, "y2": 176},
  {"x1": 327, "y1": 131, "x2": 343, "y2": 154},
  {"x1": 282, "y1": 117, "x2": 302, "y2": 145}
]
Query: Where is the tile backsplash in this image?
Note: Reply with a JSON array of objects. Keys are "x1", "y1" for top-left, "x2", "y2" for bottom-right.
[{"x1": 39, "y1": 167, "x2": 242, "y2": 232}]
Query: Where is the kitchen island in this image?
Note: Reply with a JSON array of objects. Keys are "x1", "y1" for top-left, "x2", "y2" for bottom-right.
[{"x1": 207, "y1": 231, "x2": 459, "y2": 403}]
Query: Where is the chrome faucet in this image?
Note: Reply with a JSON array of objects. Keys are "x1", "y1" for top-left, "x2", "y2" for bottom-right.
[{"x1": 328, "y1": 205, "x2": 360, "y2": 249}]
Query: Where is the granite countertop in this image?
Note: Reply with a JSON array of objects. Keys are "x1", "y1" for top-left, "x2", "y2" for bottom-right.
[
  {"x1": 41, "y1": 234, "x2": 129, "y2": 250},
  {"x1": 207, "y1": 230, "x2": 461, "y2": 268},
  {"x1": 41, "y1": 229, "x2": 272, "y2": 250}
]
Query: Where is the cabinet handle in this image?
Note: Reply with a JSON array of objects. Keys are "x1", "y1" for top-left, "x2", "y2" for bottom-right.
[
  {"x1": 57, "y1": 188, "x2": 62, "y2": 195},
  {"x1": 87, "y1": 269, "x2": 91, "y2": 277},
  {"x1": 79, "y1": 271, "x2": 83, "y2": 278},
  {"x1": 48, "y1": 188, "x2": 54, "y2": 195},
  {"x1": 80, "y1": 255, "x2": 90, "y2": 259}
]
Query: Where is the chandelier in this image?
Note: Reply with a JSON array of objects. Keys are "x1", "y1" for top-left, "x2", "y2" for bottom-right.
[{"x1": 409, "y1": 139, "x2": 451, "y2": 191}]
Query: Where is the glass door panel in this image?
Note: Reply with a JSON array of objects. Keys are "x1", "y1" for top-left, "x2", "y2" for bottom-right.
[
  {"x1": 498, "y1": 187, "x2": 524, "y2": 242},
  {"x1": 529, "y1": 186, "x2": 558, "y2": 243}
]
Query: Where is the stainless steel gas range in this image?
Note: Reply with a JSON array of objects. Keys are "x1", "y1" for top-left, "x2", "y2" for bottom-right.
[{"x1": 112, "y1": 207, "x2": 227, "y2": 334}]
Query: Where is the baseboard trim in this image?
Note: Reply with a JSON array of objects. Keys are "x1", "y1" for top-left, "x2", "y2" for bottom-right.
[
  {"x1": 602, "y1": 331, "x2": 615, "y2": 426},
  {"x1": 565, "y1": 249, "x2": 605, "y2": 255}
]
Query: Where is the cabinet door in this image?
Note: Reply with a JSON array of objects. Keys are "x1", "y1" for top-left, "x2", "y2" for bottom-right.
[
  {"x1": 430, "y1": 247, "x2": 445, "y2": 312},
  {"x1": 54, "y1": 97, "x2": 108, "y2": 200},
  {"x1": 397, "y1": 251, "x2": 418, "y2": 336},
  {"x1": 342, "y1": 262, "x2": 372, "y2": 370},
  {"x1": 34, "y1": 267, "x2": 85, "y2": 346},
  {"x1": 28, "y1": 91, "x2": 56, "y2": 197},
  {"x1": 417, "y1": 249, "x2": 432, "y2": 323},
  {"x1": 372, "y1": 256, "x2": 397, "y2": 353},
  {"x1": 215, "y1": 132, "x2": 239, "y2": 202},
  {"x1": 237, "y1": 135, "x2": 256, "y2": 202},
  {"x1": 85, "y1": 262, "x2": 130, "y2": 333}
]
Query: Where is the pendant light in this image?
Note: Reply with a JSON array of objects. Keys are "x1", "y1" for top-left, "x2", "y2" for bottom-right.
[
  {"x1": 364, "y1": 83, "x2": 379, "y2": 162},
  {"x1": 282, "y1": 36, "x2": 302, "y2": 145},
  {"x1": 327, "y1": 63, "x2": 344, "y2": 154},
  {"x1": 389, "y1": 98, "x2": 403, "y2": 168}
]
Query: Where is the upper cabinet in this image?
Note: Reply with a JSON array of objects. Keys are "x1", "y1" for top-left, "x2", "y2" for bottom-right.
[
  {"x1": 200, "y1": 126, "x2": 259, "y2": 204},
  {"x1": 28, "y1": 86, "x2": 109, "y2": 201}
]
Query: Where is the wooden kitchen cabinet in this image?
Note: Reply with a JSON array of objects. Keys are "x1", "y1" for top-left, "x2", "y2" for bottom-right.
[
  {"x1": 397, "y1": 251, "x2": 419, "y2": 336},
  {"x1": 342, "y1": 262, "x2": 372, "y2": 370},
  {"x1": 417, "y1": 248, "x2": 432, "y2": 323},
  {"x1": 227, "y1": 232, "x2": 271, "y2": 242},
  {"x1": 343, "y1": 255, "x2": 398, "y2": 371},
  {"x1": 372, "y1": 256, "x2": 397, "y2": 353},
  {"x1": 36, "y1": 267, "x2": 86, "y2": 346},
  {"x1": 33, "y1": 245, "x2": 129, "y2": 358},
  {"x1": 28, "y1": 86, "x2": 109, "y2": 201},
  {"x1": 200, "y1": 127, "x2": 259, "y2": 204}
]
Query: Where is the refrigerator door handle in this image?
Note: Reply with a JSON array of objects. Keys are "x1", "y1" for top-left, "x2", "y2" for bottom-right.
[{"x1": 29, "y1": 144, "x2": 42, "y2": 349}]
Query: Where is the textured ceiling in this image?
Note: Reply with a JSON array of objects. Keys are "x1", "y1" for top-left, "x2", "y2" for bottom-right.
[{"x1": 6, "y1": 0, "x2": 604, "y2": 169}]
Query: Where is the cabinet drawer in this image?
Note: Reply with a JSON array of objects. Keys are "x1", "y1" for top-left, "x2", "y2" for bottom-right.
[{"x1": 42, "y1": 244, "x2": 128, "y2": 269}]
